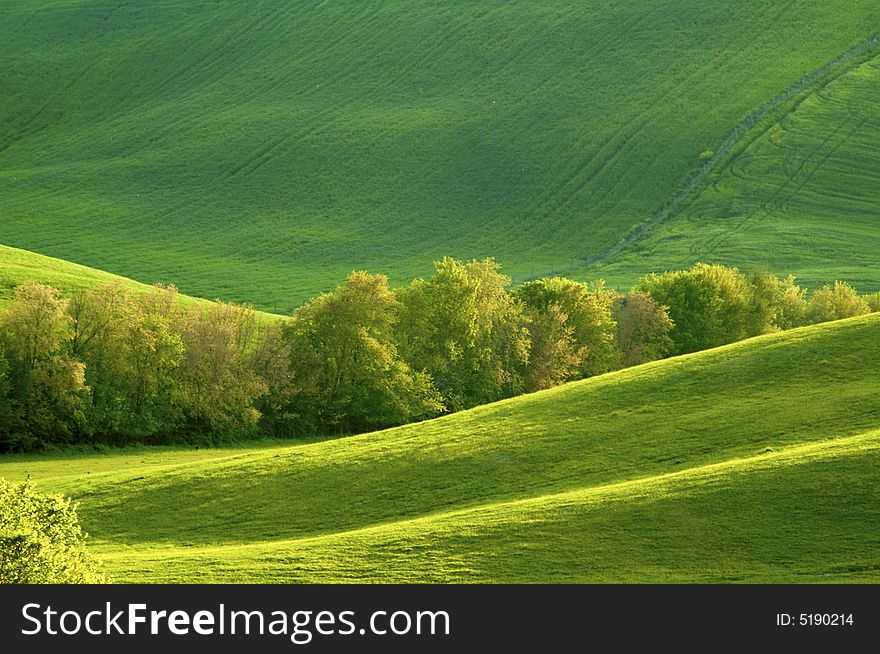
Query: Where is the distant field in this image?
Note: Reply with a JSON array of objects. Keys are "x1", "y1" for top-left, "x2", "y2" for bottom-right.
[
  {"x1": 2, "y1": 1, "x2": 880, "y2": 310},
  {"x1": 598, "y1": 50, "x2": 880, "y2": 292},
  {"x1": 2, "y1": 313, "x2": 878, "y2": 582}
]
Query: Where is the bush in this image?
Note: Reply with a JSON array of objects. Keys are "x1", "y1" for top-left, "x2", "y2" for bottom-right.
[{"x1": 0, "y1": 478, "x2": 104, "y2": 583}]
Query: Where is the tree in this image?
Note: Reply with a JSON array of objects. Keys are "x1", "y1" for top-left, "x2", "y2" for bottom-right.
[
  {"x1": 174, "y1": 300, "x2": 267, "y2": 440},
  {"x1": 0, "y1": 342, "x2": 19, "y2": 447},
  {"x1": 865, "y1": 292, "x2": 880, "y2": 313},
  {"x1": 67, "y1": 284, "x2": 136, "y2": 439},
  {"x1": 284, "y1": 272, "x2": 443, "y2": 434},
  {"x1": 806, "y1": 281, "x2": 870, "y2": 324},
  {"x1": 249, "y1": 322, "x2": 300, "y2": 437},
  {"x1": 741, "y1": 271, "x2": 814, "y2": 334},
  {"x1": 638, "y1": 263, "x2": 752, "y2": 354},
  {"x1": 614, "y1": 290, "x2": 674, "y2": 367},
  {"x1": 774, "y1": 275, "x2": 809, "y2": 330},
  {"x1": 518, "y1": 301, "x2": 585, "y2": 392},
  {"x1": 0, "y1": 282, "x2": 86, "y2": 448},
  {"x1": 66, "y1": 284, "x2": 185, "y2": 443},
  {"x1": 516, "y1": 277, "x2": 619, "y2": 382},
  {"x1": 397, "y1": 258, "x2": 530, "y2": 411},
  {"x1": 0, "y1": 478, "x2": 104, "y2": 583},
  {"x1": 117, "y1": 287, "x2": 186, "y2": 440}
]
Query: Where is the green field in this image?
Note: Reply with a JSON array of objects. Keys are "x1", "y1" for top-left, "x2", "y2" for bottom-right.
[
  {"x1": 3, "y1": 1, "x2": 880, "y2": 310},
  {"x1": 598, "y1": 44, "x2": 880, "y2": 292},
  {"x1": 2, "y1": 313, "x2": 877, "y2": 582}
]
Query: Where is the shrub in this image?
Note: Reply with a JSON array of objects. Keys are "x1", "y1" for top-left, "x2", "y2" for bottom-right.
[{"x1": 0, "y1": 478, "x2": 104, "y2": 583}]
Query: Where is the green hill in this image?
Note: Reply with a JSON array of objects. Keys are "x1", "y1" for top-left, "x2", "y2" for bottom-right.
[
  {"x1": 597, "y1": 43, "x2": 880, "y2": 292},
  {"x1": 0, "y1": 244, "x2": 282, "y2": 322},
  {"x1": 2, "y1": 313, "x2": 877, "y2": 582},
  {"x1": 2, "y1": 1, "x2": 880, "y2": 310},
  {"x1": 0, "y1": 243, "x2": 166, "y2": 306}
]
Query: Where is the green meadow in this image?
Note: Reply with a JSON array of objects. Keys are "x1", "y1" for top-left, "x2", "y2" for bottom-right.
[
  {"x1": 3, "y1": 1, "x2": 880, "y2": 309},
  {"x1": 2, "y1": 314, "x2": 878, "y2": 582},
  {"x1": 599, "y1": 44, "x2": 880, "y2": 292}
]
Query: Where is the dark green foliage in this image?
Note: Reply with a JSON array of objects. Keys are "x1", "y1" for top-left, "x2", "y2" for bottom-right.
[{"x1": 0, "y1": 478, "x2": 104, "y2": 583}]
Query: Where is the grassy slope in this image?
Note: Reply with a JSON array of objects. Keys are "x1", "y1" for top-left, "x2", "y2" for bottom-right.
[
  {"x1": 0, "y1": 243, "x2": 165, "y2": 306},
  {"x1": 1, "y1": 313, "x2": 878, "y2": 582},
  {"x1": 597, "y1": 49, "x2": 880, "y2": 292},
  {"x1": 0, "y1": 244, "x2": 283, "y2": 322},
  {"x1": 2, "y1": 2, "x2": 880, "y2": 310}
]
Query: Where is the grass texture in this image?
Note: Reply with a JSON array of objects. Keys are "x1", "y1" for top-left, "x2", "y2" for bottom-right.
[
  {"x1": 2, "y1": 1, "x2": 880, "y2": 309},
  {"x1": 1, "y1": 313, "x2": 878, "y2": 582}
]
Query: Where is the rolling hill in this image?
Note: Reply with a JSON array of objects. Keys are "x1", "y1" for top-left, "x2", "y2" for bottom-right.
[
  {"x1": 0, "y1": 243, "x2": 283, "y2": 323},
  {"x1": 2, "y1": 312, "x2": 877, "y2": 582},
  {"x1": 597, "y1": 40, "x2": 880, "y2": 292},
  {"x1": 2, "y1": 1, "x2": 880, "y2": 310}
]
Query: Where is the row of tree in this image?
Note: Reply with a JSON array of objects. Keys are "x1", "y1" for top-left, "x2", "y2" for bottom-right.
[{"x1": 0, "y1": 260, "x2": 877, "y2": 451}]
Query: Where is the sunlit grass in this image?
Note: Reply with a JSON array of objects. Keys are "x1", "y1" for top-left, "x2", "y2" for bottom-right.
[{"x1": 2, "y1": 313, "x2": 878, "y2": 582}]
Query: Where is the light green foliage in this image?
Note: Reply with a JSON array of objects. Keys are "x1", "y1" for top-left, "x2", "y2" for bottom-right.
[
  {"x1": 397, "y1": 258, "x2": 530, "y2": 411},
  {"x1": 518, "y1": 301, "x2": 585, "y2": 392},
  {"x1": 2, "y1": 2, "x2": 879, "y2": 308},
  {"x1": 0, "y1": 478, "x2": 104, "y2": 583},
  {"x1": 516, "y1": 277, "x2": 619, "y2": 385},
  {"x1": 865, "y1": 292, "x2": 880, "y2": 312},
  {"x1": 744, "y1": 271, "x2": 813, "y2": 334},
  {"x1": 0, "y1": 282, "x2": 86, "y2": 448},
  {"x1": 0, "y1": 344, "x2": 14, "y2": 440},
  {"x1": 1, "y1": 314, "x2": 877, "y2": 582},
  {"x1": 807, "y1": 281, "x2": 870, "y2": 324},
  {"x1": 284, "y1": 272, "x2": 443, "y2": 434},
  {"x1": 249, "y1": 323, "x2": 298, "y2": 438},
  {"x1": 774, "y1": 275, "x2": 810, "y2": 330},
  {"x1": 639, "y1": 264, "x2": 752, "y2": 354},
  {"x1": 174, "y1": 301, "x2": 266, "y2": 441},
  {"x1": 69, "y1": 284, "x2": 144, "y2": 438},
  {"x1": 613, "y1": 290, "x2": 674, "y2": 367}
]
